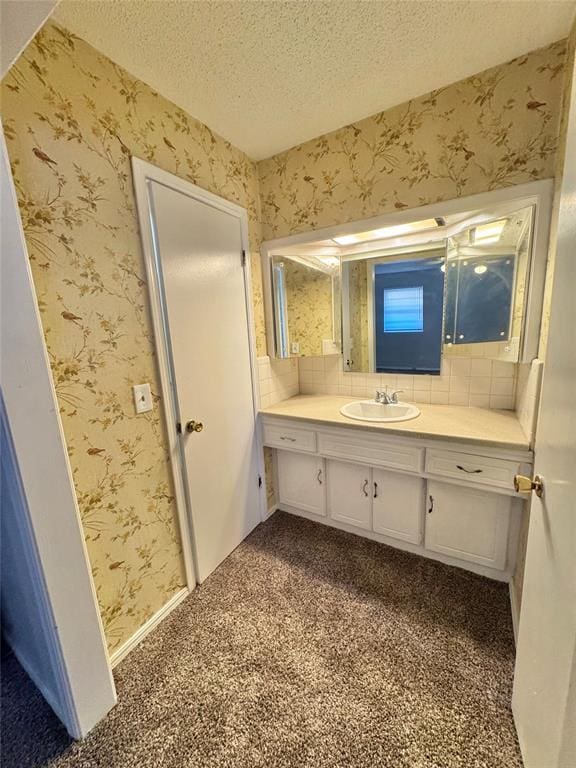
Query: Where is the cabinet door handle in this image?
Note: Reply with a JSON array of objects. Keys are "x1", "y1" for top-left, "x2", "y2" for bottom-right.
[
  {"x1": 373, "y1": 481, "x2": 378, "y2": 498},
  {"x1": 362, "y1": 479, "x2": 369, "y2": 497},
  {"x1": 280, "y1": 436, "x2": 296, "y2": 442},
  {"x1": 428, "y1": 494, "x2": 434, "y2": 514},
  {"x1": 456, "y1": 464, "x2": 482, "y2": 474},
  {"x1": 316, "y1": 469, "x2": 323, "y2": 485}
]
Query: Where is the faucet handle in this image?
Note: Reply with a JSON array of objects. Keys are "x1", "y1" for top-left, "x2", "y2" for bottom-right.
[
  {"x1": 375, "y1": 390, "x2": 385, "y2": 403},
  {"x1": 390, "y1": 389, "x2": 403, "y2": 404}
]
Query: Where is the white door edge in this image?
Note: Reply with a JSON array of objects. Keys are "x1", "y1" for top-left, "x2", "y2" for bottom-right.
[
  {"x1": 2, "y1": 130, "x2": 116, "y2": 738},
  {"x1": 131, "y1": 157, "x2": 267, "y2": 588}
]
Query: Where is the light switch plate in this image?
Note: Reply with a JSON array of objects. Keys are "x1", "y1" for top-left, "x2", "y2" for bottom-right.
[{"x1": 133, "y1": 383, "x2": 153, "y2": 414}]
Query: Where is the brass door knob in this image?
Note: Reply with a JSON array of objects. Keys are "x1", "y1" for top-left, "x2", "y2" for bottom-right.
[
  {"x1": 514, "y1": 474, "x2": 544, "y2": 497},
  {"x1": 185, "y1": 420, "x2": 204, "y2": 433}
]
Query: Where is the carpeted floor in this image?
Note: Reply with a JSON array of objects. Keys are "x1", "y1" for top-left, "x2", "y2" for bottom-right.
[{"x1": 2, "y1": 511, "x2": 523, "y2": 768}]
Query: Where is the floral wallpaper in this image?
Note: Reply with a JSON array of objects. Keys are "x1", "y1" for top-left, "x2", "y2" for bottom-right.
[
  {"x1": 1, "y1": 22, "x2": 265, "y2": 653},
  {"x1": 258, "y1": 40, "x2": 568, "y2": 241},
  {"x1": 283, "y1": 259, "x2": 333, "y2": 357}
]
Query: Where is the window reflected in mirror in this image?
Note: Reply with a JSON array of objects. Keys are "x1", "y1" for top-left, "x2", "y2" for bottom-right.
[{"x1": 343, "y1": 250, "x2": 445, "y2": 374}]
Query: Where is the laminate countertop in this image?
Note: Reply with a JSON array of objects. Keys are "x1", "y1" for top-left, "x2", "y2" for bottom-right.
[{"x1": 260, "y1": 395, "x2": 531, "y2": 453}]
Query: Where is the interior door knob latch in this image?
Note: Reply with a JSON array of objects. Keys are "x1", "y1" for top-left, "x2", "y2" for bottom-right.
[
  {"x1": 514, "y1": 474, "x2": 544, "y2": 498},
  {"x1": 177, "y1": 420, "x2": 204, "y2": 434}
]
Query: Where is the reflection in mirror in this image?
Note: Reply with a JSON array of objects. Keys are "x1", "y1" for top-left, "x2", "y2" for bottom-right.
[
  {"x1": 262, "y1": 186, "x2": 548, "y2": 369},
  {"x1": 444, "y1": 206, "x2": 534, "y2": 358},
  {"x1": 343, "y1": 249, "x2": 446, "y2": 374},
  {"x1": 271, "y1": 254, "x2": 341, "y2": 358}
]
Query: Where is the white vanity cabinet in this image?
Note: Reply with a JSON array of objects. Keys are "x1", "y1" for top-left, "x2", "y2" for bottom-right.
[
  {"x1": 326, "y1": 460, "x2": 372, "y2": 530},
  {"x1": 265, "y1": 416, "x2": 530, "y2": 581},
  {"x1": 372, "y1": 469, "x2": 424, "y2": 545},
  {"x1": 425, "y1": 481, "x2": 511, "y2": 570},
  {"x1": 276, "y1": 450, "x2": 325, "y2": 516}
]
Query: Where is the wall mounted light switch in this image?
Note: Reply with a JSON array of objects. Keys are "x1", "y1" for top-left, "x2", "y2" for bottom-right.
[
  {"x1": 133, "y1": 383, "x2": 153, "y2": 414},
  {"x1": 291, "y1": 342, "x2": 300, "y2": 354}
]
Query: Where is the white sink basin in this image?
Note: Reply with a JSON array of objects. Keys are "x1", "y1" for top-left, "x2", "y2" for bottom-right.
[{"x1": 340, "y1": 400, "x2": 421, "y2": 423}]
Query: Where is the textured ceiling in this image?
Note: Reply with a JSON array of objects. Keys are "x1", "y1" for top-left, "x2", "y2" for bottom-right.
[{"x1": 54, "y1": 0, "x2": 575, "y2": 160}]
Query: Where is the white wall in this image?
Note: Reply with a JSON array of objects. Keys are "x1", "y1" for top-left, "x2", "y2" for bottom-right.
[
  {"x1": 0, "y1": 0, "x2": 59, "y2": 77},
  {"x1": 1, "y1": 401, "x2": 64, "y2": 719}
]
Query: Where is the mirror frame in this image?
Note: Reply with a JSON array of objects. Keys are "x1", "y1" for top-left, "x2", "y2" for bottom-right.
[{"x1": 261, "y1": 180, "x2": 553, "y2": 364}]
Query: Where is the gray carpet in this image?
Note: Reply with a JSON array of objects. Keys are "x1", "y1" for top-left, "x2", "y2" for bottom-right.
[{"x1": 2, "y1": 511, "x2": 522, "y2": 767}]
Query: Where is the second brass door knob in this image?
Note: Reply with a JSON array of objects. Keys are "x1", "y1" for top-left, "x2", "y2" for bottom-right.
[{"x1": 186, "y1": 420, "x2": 204, "y2": 433}]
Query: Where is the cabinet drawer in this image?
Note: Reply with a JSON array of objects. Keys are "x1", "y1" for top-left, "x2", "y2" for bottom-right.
[
  {"x1": 263, "y1": 422, "x2": 317, "y2": 452},
  {"x1": 425, "y1": 449, "x2": 519, "y2": 491},
  {"x1": 318, "y1": 431, "x2": 423, "y2": 474}
]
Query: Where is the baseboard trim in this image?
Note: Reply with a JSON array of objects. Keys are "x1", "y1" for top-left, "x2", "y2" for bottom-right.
[
  {"x1": 509, "y1": 581, "x2": 520, "y2": 645},
  {"x1": 110, "y1": 587, "x2": 189, "y2": 668}
]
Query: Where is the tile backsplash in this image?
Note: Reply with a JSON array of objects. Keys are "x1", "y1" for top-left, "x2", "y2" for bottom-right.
[
  {"x1": 515, "y1": 359, "x2": 544, "y2": 444},
  {"x1": 257, "y1": 356, "x2": 299, "y2": 407},
  {"x1": 298, "y1": 355, "x2": 518, "y2": 410}
]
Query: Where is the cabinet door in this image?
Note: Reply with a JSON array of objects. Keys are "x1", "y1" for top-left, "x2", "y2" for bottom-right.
[
  {"x1": 372, "y1": 469, "x2": 424, "y2": 544},
  {"x1": 326, "y1": 460, "x2": 372, "y2": 530},
  {"x1": 277, "y1": 450, "x2": 325, "y2": 516},
  {"x1": 425, "y1": 481, "x2": 511, "y2": 569}
]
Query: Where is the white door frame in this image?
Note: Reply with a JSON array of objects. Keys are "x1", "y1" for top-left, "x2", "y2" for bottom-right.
[
  {"x1": 131, "y1": 158, "x2": 267, "y2": 588},
  {"x1": 1, "y1": 129, "x2": 116, "y2": 738}
]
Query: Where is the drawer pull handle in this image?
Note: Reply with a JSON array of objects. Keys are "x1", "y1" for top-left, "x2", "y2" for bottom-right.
[
  {"x1": 316, "y1": 469, "x2": 323, "y2": 485},
  {"x1": 457, "y1": 465, "x2": 483, "y2": 474},
  {"x1": 373, "y1": 481, "x2": 378, "y2": 499},
  {"x1": 280, "y1": 436, "x2": 296, "y2": 442},
  {"x1": 428, "y1": 494, "x2": 434, "y2": 514},
  {"x1": 362, "y1": 479, "x2": 369, "y2": 497}
]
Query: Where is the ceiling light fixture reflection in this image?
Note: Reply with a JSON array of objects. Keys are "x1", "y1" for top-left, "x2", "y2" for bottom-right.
[
  {"x1": 472, "y1": 219, "x2": 507, "y2": 244},
  {"x1": 332, "y1": 217, "x2": 441, "y2": 246},
  {"x1": 474, "y1": 264, "x2": 488, "y2": 275}
]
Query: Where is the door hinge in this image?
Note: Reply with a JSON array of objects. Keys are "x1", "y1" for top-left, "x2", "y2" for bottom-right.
[
  {"x1": 241, "y1": 249, "x2": 246, "y2": 267},
  {"x1": 258, "y1": 475, "x2": 263, "y2": 488},
  {"x1": 176, "y1": 422, "x2": 182, "y2": 434}
]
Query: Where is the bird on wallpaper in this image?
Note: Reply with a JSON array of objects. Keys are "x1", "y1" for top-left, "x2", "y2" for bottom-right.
[
  {"x1": 527, "y1": 100, "x2": 547, "y2": 112},
  {"x1": 87, "y1": 447, "x2": 105, "y2": 456},
  {"x1": 32, "y1": 147, "x2": 57, "y2": 165},
  {"x1": 163, "y1": 137, "x2": 176, "y2": 151},
  {"x1": 61, "y1": 310, "x2": 83, "y2": 326}
]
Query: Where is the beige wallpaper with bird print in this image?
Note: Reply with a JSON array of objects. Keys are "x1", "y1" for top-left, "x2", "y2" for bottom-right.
[
  {"x1": 258, "y1": 40, "x2": 568, "y2": 242},
  {"x1": 2, "y1": 21, "x2": 266, "y2": 653}
]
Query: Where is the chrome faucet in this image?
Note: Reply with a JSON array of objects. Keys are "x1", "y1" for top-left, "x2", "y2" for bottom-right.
[{"x1": 375, "y1": 387, "x2": 403, "y2": 405}]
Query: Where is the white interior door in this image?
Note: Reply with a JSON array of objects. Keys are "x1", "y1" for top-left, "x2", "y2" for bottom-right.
[
  {"x1": 143, "y1": 174, "x2": 262, "y2": 584},
  {"x1": 511, "y1": 58, "x2": 576, "y2": 768}
]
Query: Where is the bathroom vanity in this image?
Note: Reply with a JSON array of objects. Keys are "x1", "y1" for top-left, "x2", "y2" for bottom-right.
[{"x1": 260, "y1": 395, "x2": 532, "y2": 581}]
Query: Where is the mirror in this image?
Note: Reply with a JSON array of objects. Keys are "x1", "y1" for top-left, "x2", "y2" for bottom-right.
[
  {"x1": 443, "y1": 207, "x2": 533, "y2": 358},
  {"x1": 341, "y1": 206, "x2": 534, "y2": 373},
  {"x1": 262, "y1": 184, "x2": 550, "y2": 369},
  {"x1": 342, "y1": 248, "x2": 446, "y2": 374},
  {"x1": 270, "y1": 254, "x2": 341, "y2": 358}
]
